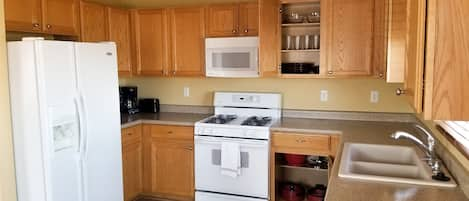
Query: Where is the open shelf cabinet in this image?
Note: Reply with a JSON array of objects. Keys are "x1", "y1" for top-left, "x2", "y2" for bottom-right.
[
  {"x1": 274, "y1": 153, "x2": 330, "y2": 201},
  {"x1": 280, "y1": 0, "x2": 324, "y2": 77}
]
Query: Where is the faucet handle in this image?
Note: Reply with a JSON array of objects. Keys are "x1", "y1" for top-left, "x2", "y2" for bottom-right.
[{"x1": 415, "y1": 124, "x2": 435, "y2": 151}]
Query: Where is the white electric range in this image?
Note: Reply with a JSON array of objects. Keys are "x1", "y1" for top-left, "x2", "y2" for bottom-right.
[{"x1": 194, "y1": 92, "x2": 282, "y2": 201}]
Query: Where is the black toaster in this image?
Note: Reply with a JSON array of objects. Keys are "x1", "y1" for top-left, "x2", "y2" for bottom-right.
[{"x1": 139, "y1": 98, "x2": 160, "y2": 113}]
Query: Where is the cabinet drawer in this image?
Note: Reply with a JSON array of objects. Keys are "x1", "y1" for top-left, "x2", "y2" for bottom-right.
[
  {"x1": 272, "y1": 132, "x2": 331, "y2": 153},
  {"x1": 122, "y1": 125, "x2": 142, "y2": 146},
  {"x1": 148, "y1": 125, "x2": 193, "y2": 141}
]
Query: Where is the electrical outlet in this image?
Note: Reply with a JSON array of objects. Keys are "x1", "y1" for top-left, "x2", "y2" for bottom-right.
[
  {"x1": 184, "y1": 87, "x2": 190, "y2": 97},
  {"x1": 371, "y1": 90, "x2": 379, "y2": 103},
  {"x1": 320, "y1": 90, "x2": 328, "y2": 102}
]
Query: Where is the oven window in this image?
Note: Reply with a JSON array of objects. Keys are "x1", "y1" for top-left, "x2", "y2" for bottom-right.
[{"x1": 212, "y1": 52, "x2": 251, "y2": 68}]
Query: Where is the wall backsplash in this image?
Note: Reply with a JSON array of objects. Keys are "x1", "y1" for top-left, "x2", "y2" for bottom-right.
[{"x1": 120, "y1": 77, "x2": 414, "y2": 113}]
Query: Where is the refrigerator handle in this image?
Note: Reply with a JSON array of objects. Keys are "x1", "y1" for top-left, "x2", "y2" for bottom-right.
[
  {"x1": 74, "y1": 96, "x2": 84, "y2": 153},
  {"x1": 75, "y1": 93, "x2": 88, "y2": 156}
]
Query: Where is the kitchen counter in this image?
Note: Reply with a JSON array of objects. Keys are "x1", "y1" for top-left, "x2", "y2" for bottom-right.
[
  {"x1": 120, "y1": 113, "x2": 468, "y2": 200},
  {"x1": 272, "y1": 118, "x2": 469, "y2": 201},
  {"x1": 121, "y1": 112, "x2": 210, "y2": 129}
]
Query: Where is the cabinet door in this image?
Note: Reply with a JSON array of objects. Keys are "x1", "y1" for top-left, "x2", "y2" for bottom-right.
[
  {"x1": 5, "y1": 0, "x2": 42, "y2": 32},
  {"x1": 259, "y1": 0, "x2": 280, "y2": 77},
  {"x1": 108, "y1": 7, "x2": 133, "y2": 76},
  {"x1": 239, "y1": 2, "x2": 259, "y2": 36},
  {"x1": 325, "y1": 0, "x2": 374, "y2": 76},
  {"x1": 206, "y1": 4, "x2": 239, "y2": 37},
  {"x1": 122, "y1": 126, "x2": 143, "y2": 201},
  {"x1": 79, "y1": 1, "x2": 107, "y2": 42},
  {"x1": 372, "y1": 0, "x2": 387, "y2": 79},
  {"x1": 42, "y1": 0, "x2": 80, "y2": 35},
  {"x1": 424, "y1": 0, "x2": 469, "y2": 120},
  {"x1": 401, "y1": 0, "x2": 425, "y2": 113},
  {"x1": 169, "y1": 7, "x2": 205, "y2": 77},
  {"x1": 385, "y1": 0, "x2": 407, "y2": 82},
  {"x1": 132, "y1": 9, "x2": 169, "y2": 76},
  {"x1": 151, "y1": 140, "x2": 194, "y2": 199}
]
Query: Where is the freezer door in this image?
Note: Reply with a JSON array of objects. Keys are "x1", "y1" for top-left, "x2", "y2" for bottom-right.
[
  {"x1": 36, "y1": 41, "x2": 82, "y2": 201},
  {"x1": 74, "y1": 42, "x2": 123, "y2": 201}
]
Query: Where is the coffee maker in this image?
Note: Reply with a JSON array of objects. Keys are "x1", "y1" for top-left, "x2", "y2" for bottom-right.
[{"x1": 119, "y1": 86, "x2": 139, "y2": 114}]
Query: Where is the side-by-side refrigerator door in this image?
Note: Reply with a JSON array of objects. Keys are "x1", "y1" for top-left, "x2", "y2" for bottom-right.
[
  {"x1": 74, "y1": 42, "x2": 123, "y2": 201},
  {"x1": 35, "y1": 41, "x2": 82, "y2": 201}
]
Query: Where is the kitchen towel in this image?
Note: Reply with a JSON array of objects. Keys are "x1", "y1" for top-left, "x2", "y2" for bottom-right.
[{"x1": 221, "y1": 141, "x2": 241, "y2": 178}]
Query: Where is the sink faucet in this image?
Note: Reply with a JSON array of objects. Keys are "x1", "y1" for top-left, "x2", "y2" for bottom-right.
[{"x1": 390, "y1": 124, "x2": 441, "y2": 176}]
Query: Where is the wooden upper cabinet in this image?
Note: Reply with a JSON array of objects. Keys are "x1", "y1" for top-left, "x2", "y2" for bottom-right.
[
  {"x1": 5, "y1": 0, "x2": 42, "y2": 32},
  {"x1": 401, "y1": 0, "x2": 425, "y2": 113},
  {"x1": 206, "y1": 2, "x2": 259, "y2": 37},
  {"x1": 239, "y1": 2, "x2": 259, "y2": 36},
  {"x1": 169, "y1": 7, "x2": 206, "y2": 77},
  {"x1": 424, "y1": 0, "x2": 469, "y2": 120},
  {"x1": 206, "y1": 4, "x2": 239, "y2": 37},
  {"x1": 132, "y1": 9, "x2": 169, "y2": 76},
  {"x1": 259, "y1": 0, "x2": 280, "y2": 77},
  {"x1": 325, "y1": 0, "x2": 374, "y2": 76},
  {"x1": 385, "y1": 0, "x2": 407, "y2": 82},
  {"x1": 108, "y1": 7, "x2": 133, "y2": 76},
  {"x1": 372, "y1": 0, "x2": 387, "y2": 79},
  {"x1": 42, "y1": 0, "x2": 80, "y2": 35},
  {"x1": 79, "y1": 1, "x2": 107, "y2": 42}
]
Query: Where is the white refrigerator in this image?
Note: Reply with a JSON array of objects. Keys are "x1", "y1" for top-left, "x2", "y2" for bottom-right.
[{"x1": 7, "y1": 38, "x2": 124, "y2": 201}]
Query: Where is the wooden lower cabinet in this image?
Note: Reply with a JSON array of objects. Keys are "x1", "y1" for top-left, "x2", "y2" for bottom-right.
[
  {"x1": 143, "y1": 124, "x2": 195, "y2": 200},
  {"x1": 270, "y1": 132, "x2": 340, "y2": 201},
  {"x1": 121, "y1": 125, "x2": 143, "y2": 201}
]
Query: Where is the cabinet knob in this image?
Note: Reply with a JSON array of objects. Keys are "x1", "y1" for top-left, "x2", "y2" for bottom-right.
[
  {"x1": 46, "y1": 24, "x2": 52, "y2": 29},
  {"x1": 244, "y1": 29, "x2": 249, "y2": 33},
  {"x1": 173, "y1": 71, "x2": 176, "y2": 75},
  {"x1": 396, "y1": 88, "x2": 406, "y2": 96},
  {"x1": 126, "y1": 132, "x2": 133, "y2": 136},
  {"x1": 185, "y1": 146, "x2": 193, "y2": 151},
  {"x1": 328, "y1": 71, "x2": 333, "y2": 75},
  {"x1": 167, "y1": 131, "x2": 173, "y2": 134},
  {"x1": 379, "y1": 73, "x2": 384, "y2": 78},
  {"x1": 32, "y1": 23, "x2": 40, "y2": 28},
  {"x1": 232, "y1": 29, "x2": 238, "y2": 34}
]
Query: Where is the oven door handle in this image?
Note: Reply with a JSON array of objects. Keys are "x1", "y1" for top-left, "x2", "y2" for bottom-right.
[{"x1": 195, "y1": 136, "x2": 268, "y2": 147}]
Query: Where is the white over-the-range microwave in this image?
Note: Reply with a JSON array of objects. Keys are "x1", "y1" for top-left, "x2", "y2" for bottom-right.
[{"x1": 205, "y1": 37, "x2": 259, "y2": 78}]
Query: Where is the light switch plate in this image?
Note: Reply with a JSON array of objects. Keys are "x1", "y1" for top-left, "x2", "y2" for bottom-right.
[
  {"x1": 320, "y1": 90, "x2": 328, "y2": 102},
  {"x1": 184, "y1": 87, "x2": 190, "y2": 97},
  {"x1": 371, "y1": 90, "x2": 379, "y2": 103}
]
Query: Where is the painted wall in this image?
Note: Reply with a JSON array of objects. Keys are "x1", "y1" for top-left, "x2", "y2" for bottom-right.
[
  {"x1": 0, "y1": 1, "x2": 17, "y2": 201},
  {"x1": 120, "y1": 77, "x2": 414, "y2": 113}
]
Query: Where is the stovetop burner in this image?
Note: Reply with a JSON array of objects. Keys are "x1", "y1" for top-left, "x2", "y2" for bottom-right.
[
  {"x1": 204, "y1": 114, "x2": 238, "y2": 124},
  {"x1": 241, "y1": 116, "x2": 272, "y2": 127}
]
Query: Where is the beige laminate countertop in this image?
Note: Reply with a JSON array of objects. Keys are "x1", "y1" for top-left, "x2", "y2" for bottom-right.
[
  {"x1": 121, "y1": 113, "x2": 468, "y2": 201},
  {"x1": 272, "y1": 118, "x2": 469, "y2": 201},
  {"x1": 120, "y1": 112, "x2": 210, "y2": 129}
]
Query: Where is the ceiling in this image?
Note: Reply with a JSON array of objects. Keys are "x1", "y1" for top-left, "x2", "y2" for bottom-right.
[{"x1": 87, "y1": 0, "x2": 254, "y2": 8}]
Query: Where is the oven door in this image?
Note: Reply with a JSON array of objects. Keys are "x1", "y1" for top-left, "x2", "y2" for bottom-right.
[
  {"x1": 205, "y1": 47, "x2": 259, "y2": 78},
  {"x1": 194, "y1": 135, "x2": 269, "y2": 199},
  {"x1": 196, "y1": 191, "x2": 267, "y2": 201}
]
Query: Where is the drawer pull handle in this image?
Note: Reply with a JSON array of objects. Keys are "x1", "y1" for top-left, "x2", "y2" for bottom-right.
[
  {"x1": 127, "y1": 133, "x2": 132, "y2": 136},
  {"x1": 185, "y1": 147, "x2": 193, "y2": 151},
  {"x1": 167, "y1": 131, "x2": 173, "y2": 134},
  {"x1": 296, "y1": 138, "x2": 306, "y2": 143}
]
